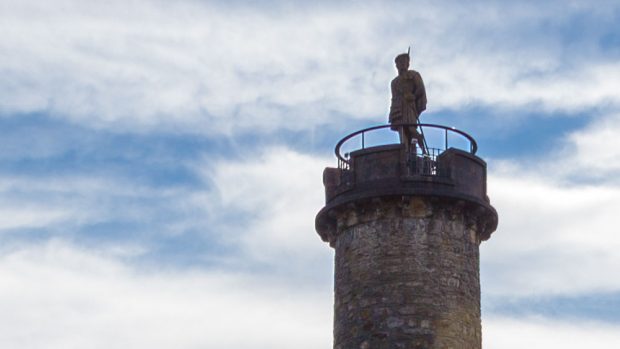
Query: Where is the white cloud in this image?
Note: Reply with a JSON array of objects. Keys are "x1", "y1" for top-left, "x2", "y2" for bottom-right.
[
  {"x1": 195, "y1": 147, "x2": 334, "y2": 270},
  {"x1": 0, "y1": 147, "x2": 337, "y2": 347},
  {"x1": 480, "y1": 111, "x2": 620, "y2": 298},
  {"x1": 482, "y1": 170, "x2": 620, "y2": 297},
  {"x1": 2, "y1": 241, "x2": 620, "y2": 349},
  {"x1": 0, "y1": 176, "x2": 96, "y2": 231},
  {"x1": 0, "y1": 174, "x2": 200, "y2": 237},
  {"x1": 0, "y1": 206, "x2": 71, "y2": 230},
  {"x1": 555, "y1": 113, "x2": 620, "y2": 179},
  {"x1": 484, "y1": 316, "x2": 620, "y2": 348},
  {"x1": 0, "y1": 240, "x2": 332, "y2": 349},
  {"x1": 0, "y1": 145, "x2": 335, "y2": 277},
  {"x1": 1, "y1": 0, "x2": 619, "y2": 134},
  {"x1": 429, "y1": 60, "x2": 620, "y2": 113}
]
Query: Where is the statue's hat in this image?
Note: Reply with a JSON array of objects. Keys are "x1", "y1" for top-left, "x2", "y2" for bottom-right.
[{"x1": 395, "y1": 46, "x2": 411, "y2": 62}]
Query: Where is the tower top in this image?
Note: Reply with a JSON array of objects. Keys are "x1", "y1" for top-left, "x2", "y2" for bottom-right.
[{"x1": 316, "y1": 123, "x2": 497, "y2": 245}]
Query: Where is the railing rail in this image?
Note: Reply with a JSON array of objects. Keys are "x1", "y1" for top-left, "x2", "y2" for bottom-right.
[{"x1": 335, "y1": 123, "x2": 477, "y2": 168}]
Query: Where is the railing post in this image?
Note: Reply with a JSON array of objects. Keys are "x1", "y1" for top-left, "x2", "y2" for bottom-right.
[
  {"x1": 445, "y1": 129, "x2": 448, "y2": 150},
  {"x1": 362, "y1": 132, "x2": 365, "y2": 149}
]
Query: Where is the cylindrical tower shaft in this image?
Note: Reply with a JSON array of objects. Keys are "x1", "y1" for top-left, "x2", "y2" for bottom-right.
[{"x1": 333, "y1": 197, "x2": 484, "y2": 348}]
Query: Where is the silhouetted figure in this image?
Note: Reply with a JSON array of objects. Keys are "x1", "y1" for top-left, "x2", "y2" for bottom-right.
[{"x1": 389, "y1": 52, "x2": 427, "y2": 154}]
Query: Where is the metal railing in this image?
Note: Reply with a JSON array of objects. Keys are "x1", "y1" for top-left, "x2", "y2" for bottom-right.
[
  {"x1": 409, "y1": 147, "x2": 444, "y2": 176},
  {"x1": 335, "y1": 123, "x2": 477, "y2": 170}
]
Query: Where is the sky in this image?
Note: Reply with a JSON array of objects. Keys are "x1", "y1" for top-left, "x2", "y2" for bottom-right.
[{"x1": 1, "y1": 0, "x2": 620, "y2": 347}]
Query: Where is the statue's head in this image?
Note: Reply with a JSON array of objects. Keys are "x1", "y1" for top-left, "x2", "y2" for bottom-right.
[{"x1": 395, "y1": 53, "x2": 410, "y2": 74}]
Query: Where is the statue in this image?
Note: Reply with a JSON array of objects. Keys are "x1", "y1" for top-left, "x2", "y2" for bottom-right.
[{"x1": 389, "y1": 49, "x2": 427, "y2": 154}]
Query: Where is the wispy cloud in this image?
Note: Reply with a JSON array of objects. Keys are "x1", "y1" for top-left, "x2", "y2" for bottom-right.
[
  {"x1": 2, "y1": 0, "x2": 619, "y2": 134},
  {"x1": 1, "y1": 0, "x2": 619, "y2": 346},
  {"x1": 193, "y1": 146, "x2": 333, "y2": 276},
  {"x1": 484, "y1": 316, "x2": 620, "y2": 348},
  {"x1": 0, "y1": 240, "x2": 332, "y2": 349},
  {"x1": 484, "y1": 172, "x2": 620, "y2": 297},
  {"x1": 557, "y1": 113, "x2": 620, "y2": 180}
]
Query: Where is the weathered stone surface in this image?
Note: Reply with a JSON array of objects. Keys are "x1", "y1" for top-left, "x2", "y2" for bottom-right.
[
  {"x1": 331, "y1": 197, "x2": 484, "y2": 349},
  {"x1": 317, "y1": 141, "x2": 497, "y2": 349}
]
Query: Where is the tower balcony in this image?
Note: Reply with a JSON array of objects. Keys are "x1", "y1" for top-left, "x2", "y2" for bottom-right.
[{"x1": 316, "y1": 123, "x2": 498, "y2": 244}]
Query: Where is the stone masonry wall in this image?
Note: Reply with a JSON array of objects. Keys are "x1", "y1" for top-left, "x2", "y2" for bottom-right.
[{"x1": 333, "y1": 196, "x2": 484, "y2": 349}]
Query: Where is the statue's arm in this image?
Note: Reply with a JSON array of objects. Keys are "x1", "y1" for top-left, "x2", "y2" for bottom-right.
[
  {"x1": 389, "y1": 79, "x2": 399, "y2": 122},
  {"x1": 390, "y1": 79, "x2": 398, "y2": 103},
  {"x1": 416, "y1": 73, "x2": 427, "y2": 114}
]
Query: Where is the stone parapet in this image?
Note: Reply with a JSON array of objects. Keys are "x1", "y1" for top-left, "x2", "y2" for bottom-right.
[{"x1": 317, "y1": 145, "x2": 497, "y2": 244}]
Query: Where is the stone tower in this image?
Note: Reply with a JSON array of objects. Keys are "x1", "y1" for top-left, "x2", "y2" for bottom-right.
[{"x1": 315, "y1": 124, "x2": 498, "y2": 349}]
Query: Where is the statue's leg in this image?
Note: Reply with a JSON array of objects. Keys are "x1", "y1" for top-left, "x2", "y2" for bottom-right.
[
  {"x1": 407, "y1": 128, "x2": 415, "y2": 153},
  {"x1": 397, "y1": 126, "x2": 411, "y2": 170},
  {"x1": 404, "y1": 126, "x2": 417, "y2": 154},
  {"x1": 399, "y1": 127, "x2": 410, "y2": 151},
  {"x1": 415, "y1": 132, "x2": 427, "y2": 155}
]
